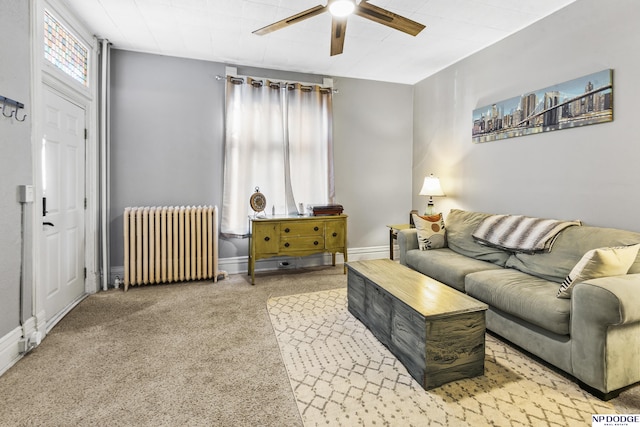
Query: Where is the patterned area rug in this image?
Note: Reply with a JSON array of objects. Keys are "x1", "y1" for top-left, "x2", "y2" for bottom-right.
[{"x1": 267, "y1": 288, "x2": 618, "y2": 426}]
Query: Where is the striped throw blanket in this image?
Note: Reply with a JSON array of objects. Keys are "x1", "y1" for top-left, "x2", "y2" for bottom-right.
[{"x1": 472, "y1": 214, "x2": 581, "y2": 253}]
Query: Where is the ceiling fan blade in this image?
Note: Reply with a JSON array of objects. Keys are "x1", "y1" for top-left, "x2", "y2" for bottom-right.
[
  {"x1": 354, "y1": 1, "x2": 425, "y2": 36},
  {"x1": 330, "y1": 17, "x2": 348, "y2": 56},
  {"x1": 253, "y1": 5, "x2": 327, "y2": 35}
]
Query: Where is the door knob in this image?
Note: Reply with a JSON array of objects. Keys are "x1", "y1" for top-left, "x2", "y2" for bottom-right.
[{"x1": 43, "y1": 222, "x2": 54, "y2": 227}]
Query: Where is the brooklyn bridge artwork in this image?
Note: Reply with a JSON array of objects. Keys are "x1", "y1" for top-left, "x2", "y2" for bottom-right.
[{"x1": 472, "y1": 69, "x2": 613, "y2": 143}]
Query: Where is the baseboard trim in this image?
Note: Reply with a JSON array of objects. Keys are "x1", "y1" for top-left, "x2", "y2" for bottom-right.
[
  {"x1": 0, "y1": 327, "x2": 24, "y2": 377},
  {"x1": 21, "y1": 316, "x2": 37, "y2": 342},
  {"x1": 109, "y1": 245, "x2": 389, "y2": 286}
]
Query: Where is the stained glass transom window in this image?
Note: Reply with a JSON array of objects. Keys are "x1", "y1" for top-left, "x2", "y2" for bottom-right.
[{"x1": 44, "y1": 10, "x2": 88, "y2": 86}]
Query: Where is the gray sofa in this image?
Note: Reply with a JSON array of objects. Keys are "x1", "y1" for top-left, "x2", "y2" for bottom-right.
[{"x1": 398, "y1": 209, "x2": 640, "y2": 400}]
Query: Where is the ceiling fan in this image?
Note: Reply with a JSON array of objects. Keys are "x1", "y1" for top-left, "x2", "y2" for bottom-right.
[{"x1": 253, "y1": 0, "x2": 426, "y2": 56}]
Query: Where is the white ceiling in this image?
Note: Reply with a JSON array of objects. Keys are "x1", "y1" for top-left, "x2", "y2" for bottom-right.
[{"x1": 60, "y1": 0, "x2": 576, "y2": 84}]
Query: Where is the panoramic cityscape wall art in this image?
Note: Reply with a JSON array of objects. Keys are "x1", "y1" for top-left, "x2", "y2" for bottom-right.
[{"x1": 472, "y1": 69, "x2": 613, "y2": 143}]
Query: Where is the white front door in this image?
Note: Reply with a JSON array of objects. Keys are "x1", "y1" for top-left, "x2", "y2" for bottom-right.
[{"x1": 42, "y1": 87, "x2": 86, "y2": 325}]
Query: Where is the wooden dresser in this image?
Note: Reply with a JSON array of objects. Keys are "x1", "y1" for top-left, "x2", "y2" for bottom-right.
[{"x1": 248, "y1": 214, "x2": 348, "y2": 284}]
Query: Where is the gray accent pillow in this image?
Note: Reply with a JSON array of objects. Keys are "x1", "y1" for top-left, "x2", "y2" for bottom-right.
[{"x1": 557, "y1": 244, "x2": 640, "y2": 298}]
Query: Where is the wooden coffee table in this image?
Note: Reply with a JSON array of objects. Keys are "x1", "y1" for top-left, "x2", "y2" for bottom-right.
[{"x1": 347, "y1": 259, "x2": 488, "y2": 390}]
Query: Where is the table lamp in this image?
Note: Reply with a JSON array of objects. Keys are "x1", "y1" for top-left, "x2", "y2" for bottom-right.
[{"x1": 419, "y1": 174, "x2": 445, "y2": 215}]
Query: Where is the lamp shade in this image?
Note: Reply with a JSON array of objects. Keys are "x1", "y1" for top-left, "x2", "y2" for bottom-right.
[
  {"x1": 419, "y1": 174, "x2": 445, "y2": 197},
  {"x1": 329, "y1": 0, "x2": 356, "y2": 17}
]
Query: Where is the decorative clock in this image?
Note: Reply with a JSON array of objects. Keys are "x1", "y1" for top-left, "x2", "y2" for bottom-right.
[{"x1": 250, "y1": 187, "x2": 267, "y2": 214}]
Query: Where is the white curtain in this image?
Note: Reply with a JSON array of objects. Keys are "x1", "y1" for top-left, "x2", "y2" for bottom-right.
[{"x1": 221, "y1": 77, "x2": 334, "y2": 236}]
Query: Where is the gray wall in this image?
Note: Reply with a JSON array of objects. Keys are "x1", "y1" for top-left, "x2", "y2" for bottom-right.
[
  {"x1": 109, "y1": 51, "x2": 227, "y2": 260},
  {"x1": 0, "y1": 0, "x2": 33, "y2": 336},
  {"x1": 109, "y1": 50, "x2": 413, "y2": 269},
  {"x1": 332, "y1": 76, "x2": 413, "y2": 248},
  {"x1": 412, "y1": 0, "x2": 640, "y2": 232}
]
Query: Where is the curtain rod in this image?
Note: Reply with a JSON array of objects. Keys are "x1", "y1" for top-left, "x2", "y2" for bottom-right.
[
  {"x1": 216, "y1": 75, "x2": 339, "y2": 94},
  {"x1": 216, "y1": 67, "x2": 339, "y2": 93}
]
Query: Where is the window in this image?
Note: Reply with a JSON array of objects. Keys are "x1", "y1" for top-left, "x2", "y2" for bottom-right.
[
  {"x1": 44, "y1": 10, "x2": 88, "y2": 86},
  {"x1": 221, "y1": 77, "x2": 335, "y2": 236}
]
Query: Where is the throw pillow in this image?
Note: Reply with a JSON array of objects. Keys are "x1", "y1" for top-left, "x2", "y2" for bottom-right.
[
  {"x1": 412, "y1": 213, "x2": 446, "y2": 250},
  {"x1": 557, "y1": 244, "x2": 640, "y2": 298}
]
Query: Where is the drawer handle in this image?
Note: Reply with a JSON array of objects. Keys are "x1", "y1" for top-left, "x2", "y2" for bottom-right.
[
  {"x1": 314, "y1": 226, "x2": 319, "y2": 231},
  {"x1": 314, "y1": 241, "x2": 319, "y2": 246},
  {"x1": 264, "y1": 236, "x2": 270, "y2": 241},
  {"x1": 284, "y1": 242, "x2": 290, "y2": 247},
  {"x1": 284, "y1": 228, "x2": 290, "y2": 233},
  {"x1": 332, "y1": 232, "x2": 338, "y2": 237}
]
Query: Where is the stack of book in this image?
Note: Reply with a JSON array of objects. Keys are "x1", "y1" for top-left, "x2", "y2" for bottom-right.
[{"x1": 311, "y1": 204, "x2": 344, "y2": 216}]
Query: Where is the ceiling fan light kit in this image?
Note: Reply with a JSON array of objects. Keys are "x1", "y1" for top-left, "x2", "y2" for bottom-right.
[
  {"x1": 253, "y1": 0, "x2": 426, "y2": 56},
  {"x1": 329, "y1": 0, "x2": 356, "y2": 17}
]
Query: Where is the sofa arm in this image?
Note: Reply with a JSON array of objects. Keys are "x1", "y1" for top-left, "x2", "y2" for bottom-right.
[
  {"x1": 574, "y1": 274, "x2": 640, "y2": 327},
  {"x1": 397, "y1": 229, "x2": 418, "y2": 266},
  {"x1": 570, "y1": 274, "x2": 640, "y2": 394}
]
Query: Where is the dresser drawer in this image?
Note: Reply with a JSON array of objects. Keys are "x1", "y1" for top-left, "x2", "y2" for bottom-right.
[
  {"x1": 280, "y1": 236, "x2": 325, "y2": 252},
  {"x1": 280, "y1": 221, "x2": 324, "y2": 237}
]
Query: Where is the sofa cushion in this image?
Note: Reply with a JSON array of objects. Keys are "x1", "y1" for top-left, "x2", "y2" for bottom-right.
[
  {"x1": 412, "y1": 213, "x2": 446, "y2": 250},
  {"x1": 557, "y1": 244, "x2": 640, "y2": 298},
  {"x1": 445, "y1": 209, "x2": 511, "y2": 266},
  {"x1": 405, "y1": 248, "x2": 502, "y2": 292},
  {"x1": 465, "y1": 269, "x2": 571, "y2": 336},
  {"x1": 505, "y1": 225, "x2": 640, "y2": 283}
]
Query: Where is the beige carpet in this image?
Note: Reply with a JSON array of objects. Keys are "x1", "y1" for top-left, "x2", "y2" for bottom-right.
[
  {"x1": 0, "y1": 266, "x2": 637, "y2": 426},
  {"x1": 267, "y1": 288, "x2": 640, "y2": 427},
  {"x1": 0, "y1": 266, "x2": 346, "y2": 427}
]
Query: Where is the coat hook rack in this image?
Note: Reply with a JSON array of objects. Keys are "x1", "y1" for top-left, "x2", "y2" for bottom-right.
[{"x1": 0, "y1": 95, "x2": 27, "y2": 122}]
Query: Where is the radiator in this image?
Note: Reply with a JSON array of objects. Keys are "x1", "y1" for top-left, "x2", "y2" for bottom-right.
[{"x1": 123, "y1": 205, "x2": 227, "y2": 291}]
